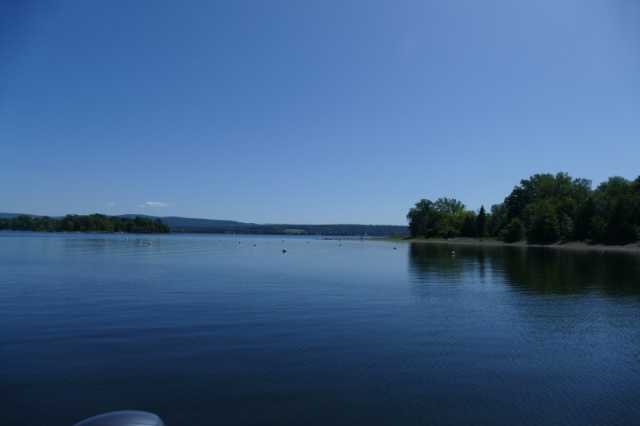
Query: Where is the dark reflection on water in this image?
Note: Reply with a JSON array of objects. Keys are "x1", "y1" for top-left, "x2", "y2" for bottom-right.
[
  {"x1": 500, "y1": 246, "x2": 640, "y2": 296},
  {"x1": 407, "y1": 241, "x2": 640, "y2": 425},
  {"x1": 409, "y1": 242, "x2": 640, "y2": 296}
]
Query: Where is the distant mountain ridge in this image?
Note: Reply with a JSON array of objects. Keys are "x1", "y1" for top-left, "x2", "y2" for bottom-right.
[{"x1": 0, "y1": 213, "x2": 408, "y2": 236}]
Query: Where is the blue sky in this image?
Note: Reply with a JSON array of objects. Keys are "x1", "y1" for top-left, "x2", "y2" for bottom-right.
[{"x1": 2, "y1": 1, "x2": 639, "y2": 225}]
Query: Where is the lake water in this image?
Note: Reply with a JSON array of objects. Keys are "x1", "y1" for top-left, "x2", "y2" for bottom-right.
[{"x1": 1, "y1": 232, "x2": 639, "y2": 425}]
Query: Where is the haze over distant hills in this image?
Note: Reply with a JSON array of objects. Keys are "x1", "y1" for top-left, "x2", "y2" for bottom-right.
[{"x1": 0, "y1": 213, "x2": 408, "y2": 236}]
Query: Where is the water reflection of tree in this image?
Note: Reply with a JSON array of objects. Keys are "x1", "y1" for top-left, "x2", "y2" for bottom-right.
[
  {"x1": 500, "y1": 248, "x2": 640, "y2": 296},
  {"x1": 409, "y1": 243, "x2": 640, "y2": 296},
  {"x1": 408, "y1": 243, "x2": 467, "y2": 282}
]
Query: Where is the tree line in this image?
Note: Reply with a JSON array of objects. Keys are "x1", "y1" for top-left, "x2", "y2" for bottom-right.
[
  {"x1": 0, "y1": 214, "x2": 170, "y2": 234},
  {"x1": 407, "y1": 172, "x2": 640, "y2": 245}
]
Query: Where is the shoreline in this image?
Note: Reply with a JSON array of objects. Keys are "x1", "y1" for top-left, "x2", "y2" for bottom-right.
[{"x1": 391, "y1": 237, "x2": 640, "y2": 253}]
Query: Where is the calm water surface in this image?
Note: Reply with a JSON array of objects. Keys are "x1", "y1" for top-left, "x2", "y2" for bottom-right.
[{"x1": 1, "y1": 233, "x2": 639, "y2": 425}]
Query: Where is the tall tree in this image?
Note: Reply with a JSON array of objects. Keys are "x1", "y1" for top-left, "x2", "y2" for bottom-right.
[
  {"x1": 476, "y1": 205, "x2": 487, "y2": 238},
  {"x1": 407, "y1": 199, "x2": 434, "y2": 238},
  {"x1": 592, "y1": 176, "x2": 640, "y2": 243}
]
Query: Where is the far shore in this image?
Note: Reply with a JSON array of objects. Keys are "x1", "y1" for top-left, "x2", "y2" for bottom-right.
[{"x1": 388, "y1": 237, "x2": 640, "y2": 253}]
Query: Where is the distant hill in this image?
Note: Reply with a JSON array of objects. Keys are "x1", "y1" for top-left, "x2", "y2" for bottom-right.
[{"x1": 0, "y1": 213, "x2": 408, "y2": 236}]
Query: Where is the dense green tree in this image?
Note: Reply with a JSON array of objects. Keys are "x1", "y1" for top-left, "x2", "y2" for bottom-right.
[
  {"x1": 505, "y1": 172, "x2": 591, "y2": 219},
  {"x1": 574, "y1": 197, "x2": 596, "y2": 241},
  {"x1": 591, "y1": 176, "x2": 640, "y2": 244},
  {"x1": 60, "y1": 214, "x2": 79, "y2": 232},
  {"x1": 588, "y1": 215, "x2": 607, "y2": 242},
  {"x1": 433, "y1": 197, "x2": 465, "y2": 214},
  {"x1": 476, "y1": 205, "x2": 487, "y2": 238},
  {"x1": 501, "y1": 172, "x2": 595, "y2": 243},
  {"x1": 524, "y1": 200, "x2": 560, "y2": 243},
  {"x1": 406, "y1": 198, "x2": 467, "y2": 238},
  {"x1": 407, "y1": 199, "x2": 435, "y2": 238},
  {"x1": 433, "y1": 198, "x2": 466, "y2": 238},
  {"x1": 460, "y1": 212, "x2": 476, "y2": 237},
  {"x1": 13, "y1": 215, "x2": 35, "y2": 231},
  {"x1": 503, "y1": 218, "x2": 525, "y2": 242},
  {"x1": 559, "y1": 213, "x2": 574, "y2": 242},
  {"x1": 36, "y1": 216, "x2": 57, "y2": 232},
  {"x1": 435, "y1": 210, "x2": 466, "y2": 238},
  {"x1": 488, "y1": 203, "x2": 508, "y2": 238}
]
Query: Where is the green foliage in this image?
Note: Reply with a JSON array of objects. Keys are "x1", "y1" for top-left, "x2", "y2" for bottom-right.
[
  {"x1": 432, "y1": 197, "x2": 465, "y2": 214},
  {"x1": 502, "y1": 218, "x2": 525, "y2": 242},
  {"x1": 406, "y1": 198, "x2": 467, "y2": 238},
  {"x1": 284, "y1": 228, "x2": 305, "y2": 235},
  {"x1": 407, "y1": 171, "x2": 640, "y2": 245},
  {"x1": 488, "y1": 203, "x2": 508, "y2": 238},
  {"x1": 460, "y1": 212, "x2": 476, "y2": 237},
  {"x1": 476, "y1": 206, "x2": 487, "y2": 238},
  {"x1": 0, "y1": 214, "x2": 170, "y2": 234},
  {"x1": 406, "y1": 199, "x2": 435, "y2": 238},
  {"x1": 589, "y1": 176, "x2": 640, "y2": 244},
  {"x1": 524, "y1": 200, "x2": 559, "y2": 243},
  {"x1": 502, "y1": 172, "x2": 595, "y2": 244},
  {"x1": 559, "y1": 213, "x2": 574, "y2": 242},
  {"x1": 588, "y1": 215, "x2": 607, "y2": 242}
]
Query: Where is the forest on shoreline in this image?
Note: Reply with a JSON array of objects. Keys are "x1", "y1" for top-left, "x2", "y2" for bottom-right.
[
  {"x1": 0, "y1": 214, "x2": 170, "y2": 234},
  {"x1": 407, "y1": 172, "x2": 640, "y2": 245},
  {"x1": 0, "y1": 214, "x2": 406, "y2": 237}
]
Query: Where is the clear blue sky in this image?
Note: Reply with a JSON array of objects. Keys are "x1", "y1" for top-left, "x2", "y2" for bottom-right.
[{"x1": 2, "y1": 1, "x2": 639, "y2": 225}]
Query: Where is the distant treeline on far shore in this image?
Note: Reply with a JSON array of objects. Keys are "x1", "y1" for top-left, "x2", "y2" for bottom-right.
[
  {"x1": 0, "y1": 214, "x2": 170, "y2": 234},
  {"x1": 0, "y1": 214, "x2": 408, "y2": 237},
  {"x1": 407, "y1": 172, "x2": 640, "y2": 245},
  {"x1": 169, "y1": 223, "x2": 408, "y2": 237}
]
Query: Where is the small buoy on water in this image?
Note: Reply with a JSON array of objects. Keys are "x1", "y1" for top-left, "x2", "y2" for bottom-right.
[
  {"x1": 451, "y1": 250, "x2": 455, "y2": 256},
  {"x1": 282, "y1": 248, "x2": 287, "y2": 253}
]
